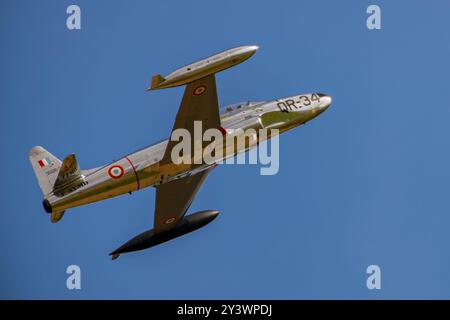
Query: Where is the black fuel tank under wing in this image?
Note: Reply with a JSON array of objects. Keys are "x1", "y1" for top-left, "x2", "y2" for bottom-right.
[
  {"x1": 110, "y1": 210, "x2": 219, "y2": 258},
  {"x1": 110, "y1": 168, "x2": 218, "y2": 259}
]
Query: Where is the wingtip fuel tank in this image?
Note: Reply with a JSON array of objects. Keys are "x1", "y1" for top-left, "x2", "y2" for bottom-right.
[
  {"x1": 110, "y1": 210, "x2": 220, "y2": 259},
  {"x1": 148, "y1": 45, "x2": 259, "y2": 90}
]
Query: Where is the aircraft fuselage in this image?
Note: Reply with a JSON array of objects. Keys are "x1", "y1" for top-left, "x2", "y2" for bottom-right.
[{"x1": 43, "y1": 92, "x2": 332, "y2": 214}]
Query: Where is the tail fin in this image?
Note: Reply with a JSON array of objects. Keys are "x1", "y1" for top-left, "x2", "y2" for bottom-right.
[
  {"x1": 148, "y1": 74, "x2": 166, "y2": 90},
  {"x1": 29, "y1": 146, "x2": 62, "y2": 196}
]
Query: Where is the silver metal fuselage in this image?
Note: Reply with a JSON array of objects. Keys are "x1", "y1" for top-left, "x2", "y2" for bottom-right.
[{"x1": 46, "y1": 93, "x2": 332, "y2": 213}]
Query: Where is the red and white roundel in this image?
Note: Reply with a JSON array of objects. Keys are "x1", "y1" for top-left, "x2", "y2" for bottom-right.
[
  {"x1": 193, "y1": 85, "x2": 207, "y2": 96},
  {"x1": 108, "y1": 165, "x2": 124, "y2": 179},
  {"x1": 165, "y1": 217, "x2": 176, "y2": 224}
]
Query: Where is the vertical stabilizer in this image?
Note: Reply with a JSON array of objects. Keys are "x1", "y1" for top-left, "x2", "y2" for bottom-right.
[{"x1": 29, "y1": 146, "x2": 62, "y2": 196}]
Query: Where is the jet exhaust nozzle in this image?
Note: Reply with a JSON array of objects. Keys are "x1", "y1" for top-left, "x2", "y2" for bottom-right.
[{"x1": 109, "y1": 210, "x2": 220, "y2": 259}]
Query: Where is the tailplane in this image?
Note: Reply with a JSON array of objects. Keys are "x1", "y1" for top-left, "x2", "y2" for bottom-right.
[{"x1": 53, "y1": 154, "x2": 86, "y2": 197}]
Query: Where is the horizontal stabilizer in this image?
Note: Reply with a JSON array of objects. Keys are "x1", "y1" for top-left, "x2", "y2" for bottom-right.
[
  {"x1": 50, "y1": 211, "x2": 65, "y2": 223},
  {"x1": 53, "y1": 154, "x2": 86, "y2": 197}
]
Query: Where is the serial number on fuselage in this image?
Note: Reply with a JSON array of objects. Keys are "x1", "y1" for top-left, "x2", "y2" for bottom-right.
[{"x1": 277, "y1": 93, "x2": 321, "y2": 112}]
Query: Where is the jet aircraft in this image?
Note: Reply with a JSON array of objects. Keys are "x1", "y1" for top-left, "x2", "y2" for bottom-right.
[{"x1": 29, "y1": 45, "x2": 332, "y2": 259}]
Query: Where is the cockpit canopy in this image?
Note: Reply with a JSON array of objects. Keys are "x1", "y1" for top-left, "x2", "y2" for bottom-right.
[{"x1": 220, "y1": 101, "x2": 264, "y2": 114}]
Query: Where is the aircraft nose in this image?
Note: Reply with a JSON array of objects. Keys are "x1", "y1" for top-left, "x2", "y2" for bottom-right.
[{"x1": 317, "y1": 93, "x2": 332, "y2": 110}]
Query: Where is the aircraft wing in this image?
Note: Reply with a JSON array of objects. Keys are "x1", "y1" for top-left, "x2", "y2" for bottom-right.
[
  {"x1": 161, "y1": 74, "x2": 221, "y2": 164},
  {"x1": 153, "y1": 168, "x2": 212, "y2": 232}
]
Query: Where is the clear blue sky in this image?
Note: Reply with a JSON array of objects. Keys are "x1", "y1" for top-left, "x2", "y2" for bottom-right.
[{"x1": 1, "y1": 0, "x2": 450, "y2": 299}]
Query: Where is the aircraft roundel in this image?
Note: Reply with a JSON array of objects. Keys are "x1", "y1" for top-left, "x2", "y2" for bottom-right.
[
  {"x1": 108, "y1": 165, "x2": 124, "y2": 179},
  {"x1": 165, "y1": 217, "x2": 176, "y2": 224},
  {"x1": 193, "y1": 85, "x2": 207, "y2": 96}
]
